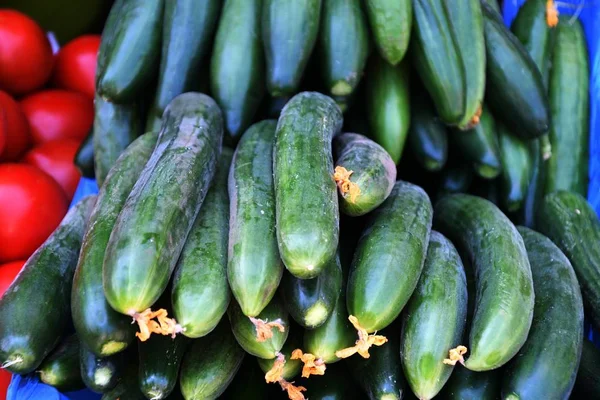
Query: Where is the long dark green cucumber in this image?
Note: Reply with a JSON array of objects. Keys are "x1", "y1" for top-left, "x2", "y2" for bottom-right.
[
  {"x1": 347, "y1": 181, "x2": 432, "y2": 333},
  {"x1": 228, "y1": 296, "x2": 290, "y2": 359},
  {"x1": 365, "y1": 55, "x2": 410, "y2": 164},
  {"x1": 171, "y1": 149, "x2": 233, "y2": 338},
  {"x1": 481, "y1": 0, "x2": 500, "y2": 12},
  {"x1": 0, "y1": 196, "x2": 95, "y2": 374},
  {"x1": 37, "y1": 334, "x2": 84, "y2": 392},
  {"x1": 75, "y1": 129, "x2": 95, "y2": 179},
  {"x1": 401, "y1": 231, "x2": 467, "y2": 400},
  {"x1": 302, "y1": 362, "x2": 361, "y2": 400},
  {"x1": 274, "y1": 92, "x2": 343, "y2": 278},
  {"x1": 520, "y1": 138, "x2": 546, "y2": 228},
  {"x1": 546, "y1": 18, "x2": 589, "y2": 197},
  {"x1": 408, "y1": 95, "x2": 448, "y2": 172},
  {"x1": 147, "y1": 0, "x2": 221, "y2": 132},
  {"x1": 498, "y1": 123, "x2": 532, "y2": 213},
  {"x1": 481, "y1": 2, "x2": 550, "y2": 139},
  {"x1": 257, "y1": 323, "x2": 303, "y2": 381},
  {"x1": 179, "y1": 320, "x2": 245, "y2": 400},
  {"x1": 210, "y1": 0, "x2": 264, "y2": 144},
  {"x1": 73, "y1": 132, "x2": 157, "y2": 357},
  {"x1": 572, "y1": 339, "x2": 600, "y2": 399},
  {"x1": 433, "y1": 194, "x2": 534, "y2": 371},
  {"x1": 262, "y1": 0, "x2": 322, "y2": 96},
  {"x1": 333, "y1": 133, "x2": 397, "y2": 216},
  {"x1": 96, "y1": 0, "x2": 163, "y2": 103},
  {"x1": 228, "y1": 120, "x2": 283, "y2": 318},
  {"x1": 319, "y1": 0, "x2": 368, "y2": 97},
  {"x1": 103, "y1": 93, "x2": 223, "y2": 316},
  {"x1": 441, "y1": 368, "x2": 500, "y2": 400},
  {"x1": 80, "y1": 344, "x2": 123, "y2": 393},
  {"x1": 101, "y1": 354, "x2": 145, "y2": 400},
  {"x1": 436, "y1": 163, "x2": 474, "y2": 198},
  {"x1": 363, "y1": 0, "x2": 412, "y2": 65},
  {"x1": 93, "y1": 95, "x2": 143, "y2": 187},
  {"x1": 223, "y1": 357, "x2": 271, "y2": 400},
  {"x1": 536, "y1": 191, "x2": 600, "y2": 330},
  {"x1": 501, "y1": 227, "x2": 583, "y2": 399}
]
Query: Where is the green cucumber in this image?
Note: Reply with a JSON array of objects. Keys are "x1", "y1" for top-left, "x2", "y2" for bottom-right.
[
  {"x1": 433, "y1": 194, "x2": 534, "y2": 371},
  {"x1": 179, "y1": 320, "x2": 245, "y2": 400},
  {"x1": 520, "y1": 138, "x2": 546, "y2": 228},
  {"x1": 437, "y1": 163, "x2": 474, "y2": 198},
  {"x1": 171, "y1": 149, "x2": 233, "y2": 338},
  {"x1": 536, "y1": 191, "x2": 600, "y2": 330},
  {"x1": 401, "y1": 231, "x2": 468, "y2": 400},
  {"x1": 103, "y1": 93, "x2": 223, "y2": 316},
  {"x1": 0, "y1": 196, "x2": 95, "y2": 374},
  {"x1": 147, "y1": 0, "x2": 221, "y2": 132},
  {"x1": 228, "y1": 120, "x2": 283, "y2": 318},
  {"x1": 546, "y1": 18, "x2": 589, "y2": 197},
  {"x1": 80, "y1": 344, "x2": 123, "y2": 393},
  {"x1": 210, "y1": 0, "x2": 264, "y2": 144},
  {"x1": 223, "y1": 357, "x2": 271, "y2": 400},
  {"x1": 274, "y1": 92, "x2": 343, "y2": 278},
  {"x1": 319, "y1": 0, "x2": 369, "y2": 97},
  {"x1": 333, "y1": 132, "x2": 397, "y2": 216},
  {"x1": 92, "y1": 95, "x2": 143, "y2": 187},
  {"x1": 101, "y1": 355, "x2": 145, "y2": 400},
  {"x1": 481, "y1": 2, "x2": 550, "y2": 139},
  {"x1": 262, "y1": 0, "x2": 322, "y2": 96},
  {"x1": 347, "y1": 181, "x2": 433, "y2": 333},
  {"x1": 441, "y1": 368, "x2": 500, "y2": 400},
  {"x1": 75, "y1": 129, "x2": 95, "y2": 179},
  {"x1": 301, "y1": 362, "x2": 360, "y2": 400},
  {"x1": 96, "y1": 0, "x2": 163, "y2": 103},
  {"x1": 502, "y1": 227, "x2": 584, "y2": 399},
  {"x1": 38, "y1": 334, "x2": 84, "y2": 392},
  {"x1": 365, "y1": 55, "x2": 410, "y2": 164},
  {"x1": 408, "y1": 94, "x2": 448, "y2": 172},
  {"x1": 572, "y1": 339, "x2": 600, "y2": 399},
  {"x1": 73, "y1": 132, "x2": 157, "y2": 357},
  {"x1": 363, "y1": 0, "x2": 412, "y2": 66},
  {"x1": 257, "y1": 323, "x2": 303, "y2": 381},
  {"x1": 498, "y1": 123, "x2": 532, "y2": 213}
]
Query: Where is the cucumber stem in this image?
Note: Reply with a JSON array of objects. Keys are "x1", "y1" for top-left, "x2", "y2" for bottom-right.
[
  {"x1": 249, "y1": 317, "x2": 285, "y2": 342},
  {"x1": 443, "y1": 345, "x2": 468, "y2": 366},
  {"x1": 290, "y1": 349, "x2": 326, "y2": 378},
  {"x1": 334, "y1": 166, "x2": 361, "y2": 203},
  {"x1": 334, "y1": 315, "x2": 388, "y2": 359},
  {"x1": 130, "y1": 308, "x2": 184, "y2": 342}
]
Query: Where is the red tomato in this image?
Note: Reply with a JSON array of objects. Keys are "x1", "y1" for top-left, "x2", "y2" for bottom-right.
[
  {"x1": 0, "y1": 260, "x2": 25, "y2": 297},
  {"x1": 52, "y1": 35, "x2": 100, "y2": 99},
  {"x1": 0, "y1": 164, "x2": 68, "y2": 263},
  {"x1": 0, "y1": 104, "x2": 6, "y2": 157},
  {"x1": 20, "y1": 89, "x2": 93, "y2": 145},
  {"x1": 0, "y1": 10, "x2": 54, "y2": 95},
  {"x1": 23, "y1": 139, "x2": 81, "y2": 199},
  {"x1": 0, "y1": 90, "x2": 31, "y2": 161},
  {"x1": 0, "y1": 368, "x2": 10, "y2": 400}
]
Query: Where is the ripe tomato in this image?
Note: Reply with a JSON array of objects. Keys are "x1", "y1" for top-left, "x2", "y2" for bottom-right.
[
  {"x1": 0, "y1": 164, "x2": 68, "y2": 263},
  {"x1": 0, "y1": 10, "x2": 54, "y2": 95},
  {"x1": 0, "y1": 91, "x2": 31, "y2": 161},
  {"x1": 20, "y1": 89, "x2": 93, "y2": 145},
  {"x1": 52, "y1": 35, "x2": 100, "y2": 99},
  {"x1": 23, "y1": 139, "x2": 81, "y2": 199},
  {"x1": 0, "y1": 260, "x2": 25, "y2": 297}
]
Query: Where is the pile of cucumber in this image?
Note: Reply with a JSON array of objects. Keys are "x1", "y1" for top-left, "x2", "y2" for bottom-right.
[{"x1": 2, "y1": 0, "x2": 597, "y2": 399}]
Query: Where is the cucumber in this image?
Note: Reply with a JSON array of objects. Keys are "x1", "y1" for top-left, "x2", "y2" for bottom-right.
[
  {"x1": 365, "y1": 55, "x2": 410, "y2": 164},
  {"x1": 96, "y1": 0, "x2": 163, "y2": 103},
  {"x1": 147, "y1": 0, "x2": 221, "y2": 132},
  {"x1": 102, "y1": 355, "x2": 145, "y2": 400},
  {"x1": 433, "y1": 194, "x2": 534, "y2": 371},
  {"x1": 256, "y1": 323, "x2": 303, "y2": 381},
  {"x1": 75, "y1": 129, "x2": 95, "y2": 179},
  {"x1": 223, "y1": 357, "x2": 271, "y2": 400},
  {"x1": 363, "y1": 0, "x2": 412, "y2": 66},
  {"x1": 482, "y1": 0, "x2": 500, "y2": 12},
  {"x1": 436, "y1": 163, "x2": 474, "y2": 198},
  {"x1": 210, "y1": 0, "x2": 264, "y2": 144},
  {"x1": 301, "y1": 362, "x2": 360, "y2": 400},
  {"x1": 171, "y1": 148, "x2": 233, "y2": 339},
  {"x1": 262, "y1": 0, "x2": 322, "y2": 96},
  {"x1": 481, "y1": 2, "x2": 550, "y2": 139},
  {"x1": 501, "y1": 227, "x2": 584, "y2": 399},
  {"x1": 319, "y1": 0, "x2": 369, "y2": 97},
  {"x1": 179, "y1": 320, "x2": 245, "y2": 400},
  {"x1": 408, "y1": 94, "x2": 448, "y2": 172},
  {"x1": 546, "y1": 18, "x2": 589, "y2": 197},
  {"x1": 103, "y1": 93, "x2": 223, "y2": 317},
  {"x1": 93, "y1": 95, "x2": 142, "y2": 187},
  {"x1": 274, "y1": 92, "x2": 343, "y2": 278},
  {"x1": 572, "y1": 339, "x2": 600, "y2": 399},
  {"x1": 38, "y1": 334, "x2": 84, "y2": 392},
  {"x1": 73, "y1": 132, "x2": 157, "y2": 357},
  {"x1": 401, "y1": 231, "x2": 468, "y2": 400},
  {"x1": 498, "y1": 123, "x2": 532, "y2": 213},
  {"x1": 441, "y1": 368, "x2": 500, "y2": 400},
  {"x1": 228, "y1": 120, "x2": 283, "y2": 318},
  {"x1": 536, "y1": 191, "x2": 600, "y2": 330},
  {"x1": 0, "y1": 196, "x2": 95, "y2": 374},
  {"x1": 80, "y1": 344, "x2": 123, "y2": 393},
  {"x1": 347, "y1": 181, "x2": 433, "y2": 333},
  {"x1": 333, "y1": 132, "x2": 397, "y2": 216},
  {"x1": 520, "y1": 138, "x2": 546, "y2": 228}
]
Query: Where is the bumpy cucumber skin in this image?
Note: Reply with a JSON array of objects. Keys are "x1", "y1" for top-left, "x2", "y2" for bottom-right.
[
  {"x1": 572, "y1": 339, "x2": 600, "y2": 399},
  {"x1": 257, "y1": 324, "x2": 303, "y2": 381},
  {"x1": 366, "y1": 55, "x2": 410, "y2": 164},
  {"x1": 441, "y1": 368, "x2": 500, "y2": 400},
  {"x1": 537, "y1": 191, "x2": 600, "y2": 331},
  {"x1": 0, "y1": 196, "x2": 95, "y2": 374},
  {"x1": 502, "y1": 227, "x2": 583, "y2": 400},
  {"x1": 363, "y1": 0, "x2": 412, "y2": 66},
  {"x1": 334, "y1": 133, "x2": 397, "y2": 216},
  {"x1": 347, "y1": 181, "x2": 433, "y2": 333},
  {"x1": 103, "y1": 93, "x2": 223, "y2": 315},
  {"x1": 80, "y1": 344, "x2": 122, "y2": 393},
  {"x1": 274, "y1": 92, "x2": 343, "y2": 278},
  {"x1": 262, "y1": 0, "x2": 322, "y2": 96},
  {"x1": 228, "y1": 120, "x2": 283, "y2": 318},
  {"x1": 75, "y1": 129, "x2": 95, "y2": 179},
  {"x1": 38, "y1": 334, "x2": 83, "y2": 392},
  {"x1": 401, "y1": 231, "x2": 467, "y2": 400},
  {"x1": 408, "y1": 95, "x2": 448, "y2": 172},
  {"x1": 171, "y1": 149, "x2": 233, "y2": 339},
  {"x1": 433, "y1": 194, "x2": 534, "y2": 371},
  {"x1": 498, "y1": 123, "x2": 532, "y2": 213},
  {"x1": 211, "y1": 0, "x2": 264, "y2": 144},
  {"x1": 96, "y1": 0, "x2": 163, "y2": 103}
]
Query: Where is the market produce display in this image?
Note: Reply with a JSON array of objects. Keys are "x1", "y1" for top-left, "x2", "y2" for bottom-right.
[{"x1": 0, "y1": 0, "x2": 598, "y2": 399}]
